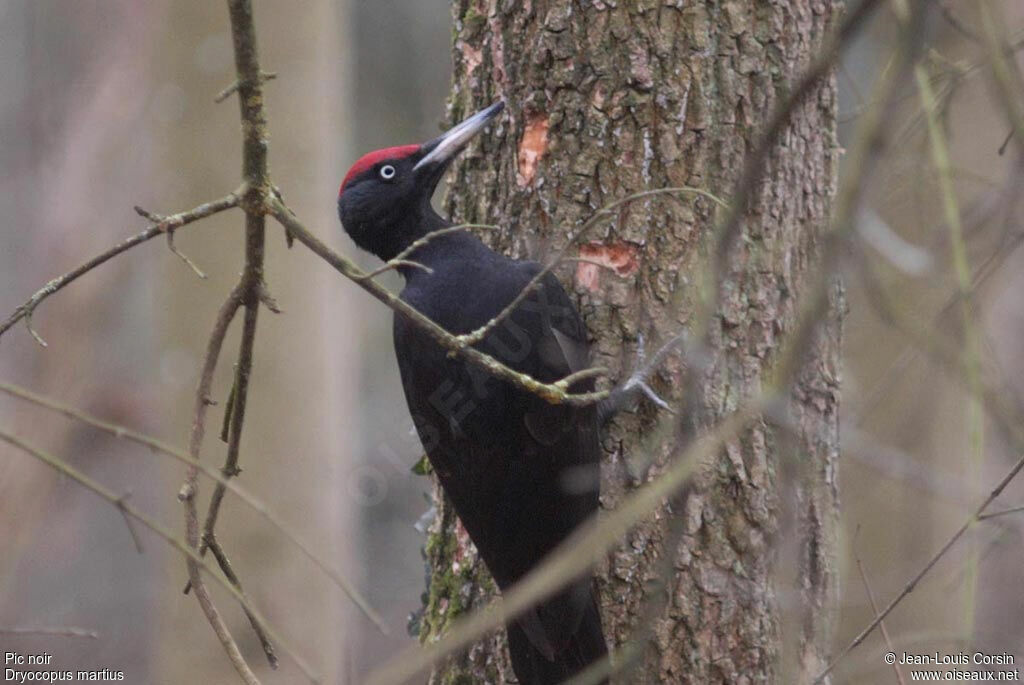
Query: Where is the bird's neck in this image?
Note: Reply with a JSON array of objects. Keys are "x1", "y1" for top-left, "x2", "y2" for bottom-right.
[
  {"x1": 358, "y1": 200, "x2": 444, "y2": 263},
  {"x1": 391, "y1": 204, "x2": 445, "y2": 251},
  {"x1": 394, "y1": 211, "x2": 485, "y2": 280}
]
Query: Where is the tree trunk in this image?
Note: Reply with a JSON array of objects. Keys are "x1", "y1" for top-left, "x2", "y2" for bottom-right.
[{"x1": 420, "y1": 2, "x2": 843, "y2": 683}]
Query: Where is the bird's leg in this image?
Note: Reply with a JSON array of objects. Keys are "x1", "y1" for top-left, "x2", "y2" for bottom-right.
[{"x1": 598, "y1": 332, "x2": 686, "y2": 424}]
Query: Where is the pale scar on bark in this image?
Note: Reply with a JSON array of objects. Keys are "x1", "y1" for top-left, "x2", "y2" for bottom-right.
[
  {"x1": 458, "y1": 40, "x2": 482, "y2": 75},
  {"x1": 575, "y1": 241, "x2": 641, "y2": 292},
  {"x1": 516, "y1": 113, "x2": 549, "y2": 187}
]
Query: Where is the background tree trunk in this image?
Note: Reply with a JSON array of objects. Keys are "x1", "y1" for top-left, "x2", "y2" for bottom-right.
[
  {"x1": 0, "y1": 3, "x2": 361, "y2": 683},
  {"x1": 420, "y1": 1, "x2": 843, "y2": 683}
]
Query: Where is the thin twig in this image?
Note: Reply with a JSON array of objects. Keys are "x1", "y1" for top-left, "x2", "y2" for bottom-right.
[
  {"x1": 553, "y1": 367, "x2": 609, "y2": 391},
  {"x1": 270, "y1": 200, "x2": 611, "y2": 407},
  {"x1": 854, "y1": 535, "x2": 906, "y2": 685},
  {"x1": 200, "y1": 294, "x2": 259, "y2": 554},
  {"x1": 0, "y1": 429, "x2": 320, "y2": 684},
  {"x1": 0, "y1": 627, "x2": 99, "y2": 639},
  {"x1": 192, "y1": 290, "x2": 270, "y2": 673},
  {"x1": 852, "y1": 173, "x2": 1024, "y2": 427},
  {"x1": 357, "y1": 223, "x2": 498, "y2": 280},
  {"x1": 134, "y1": 205, "x2": 207, "y2": 278},
  {"x1": 215, "y1": 71, "x2": 277, "y2": 103},
  {"x1": 559, "y1": 256, "x2": 628, "y2": 275},
  {"x1": 0, "y1": 190, "x2": 242, "y2": 345},
  {"x1": 0, "y1": 380, "x2": 386, "y2": 632},
  {"x1": 167, "y1": 229, "x2": 207, "y2": 278},
  {"x1": 115, "y1": 491, "x2": 145, "y2": 554},
  {"x1": 939, "y1": 2, "x2": 979, "y2": 43},
  {"x1": 978, "y1": 505, "x2": 1024, "y2": 521},
  {"x1": 915, "y1": 55, "x2": 986, "y2": 638},
  {"x1": 357, "y1": 259, "x2": 433, "y2": 279},
  {"x1": 271, "y1": 190, "x2": 718, "y2": 408},
  {"x1": 256, "y1": 282, "x2": 282, "y2": 313},
  {"x1": 455, "y1": 187, "x2": 724, "y2": 349},
  {"x1": 998, "y1": 128, "x2": 1014, "y2": 155},
  {"x1": 179, "y1": 284, "x2": 256, "y2": 683},
  {"x1": 814, "y1": 450, "x2": 1024, "y2": 683},
  {"x1": 174, "y1": 0, "x2": 280, "y2": 678},
  {"x1": 206, "y1": 533, "x2": 278, "y2": 669}
]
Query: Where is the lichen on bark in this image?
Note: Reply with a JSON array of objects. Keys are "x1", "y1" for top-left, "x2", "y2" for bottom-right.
[{"x1": 420, "y1": 1, "x2": 843, "y2": 683}]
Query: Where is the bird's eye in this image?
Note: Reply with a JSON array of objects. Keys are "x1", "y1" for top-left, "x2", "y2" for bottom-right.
[{"x1": 379, "y1": 164, "x2": 396, "y2": 180}]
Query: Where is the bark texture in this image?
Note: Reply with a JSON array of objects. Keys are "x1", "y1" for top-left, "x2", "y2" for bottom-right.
[{"x1": 420, "y1": 1, "x2": 843, "y2": 682}]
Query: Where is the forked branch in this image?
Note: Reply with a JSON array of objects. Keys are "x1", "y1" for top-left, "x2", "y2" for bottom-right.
[{"x1": 0, "y1": 189, "x2": 242, "y2": 346}]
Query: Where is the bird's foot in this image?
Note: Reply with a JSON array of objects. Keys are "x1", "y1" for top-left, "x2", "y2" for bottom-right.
[
  {"x1": 620, "y1": 333, "x2": 678, "y2": 410},
  {"x1": 599, "y1": 332, "x2": 686, "y2": 424}
]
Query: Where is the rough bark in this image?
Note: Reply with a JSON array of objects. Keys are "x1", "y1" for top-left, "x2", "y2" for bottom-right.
[{"x1": 420, "y1": 1, "x2": 843, "y2": 683}]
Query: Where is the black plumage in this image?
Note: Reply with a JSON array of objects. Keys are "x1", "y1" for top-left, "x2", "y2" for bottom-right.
[{"x1": 338, "y1": 103, "x2": 607, "y2": 684}]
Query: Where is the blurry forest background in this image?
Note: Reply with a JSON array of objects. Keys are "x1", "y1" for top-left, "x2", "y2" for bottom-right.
[{"x1": 1, "y1": 1, "x2": 1023, "y2": 683}]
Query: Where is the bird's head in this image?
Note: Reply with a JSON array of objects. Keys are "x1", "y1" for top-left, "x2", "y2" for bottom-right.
[{"x1": 337, "y1": 101, "x2": 504, "y2": 261}]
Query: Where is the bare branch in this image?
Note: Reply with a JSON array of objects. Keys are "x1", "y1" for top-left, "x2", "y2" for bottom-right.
[
  {"x1": 0, "y1": 627, "x2": 99, "y2": 640},
  {"x1": 0, "y1": 190, "x2": 242, "y2": 345},
  {"x1": 115, "y1": 491, "x2": 145, "y2": 554},
  {"x1": 357, "y1": 223, "x2": 498, "y2": 281},
  {"x1": 357, "y1": 259, "x2": 433, "y2": 280},
  {"x1": 205, "y1": 532, "x2": 278, "y2": 669},
  {"x1": 552, "y1": 367, "x2": 609, "y2": 392},
  {"x1": 455, "y1": 187, "x2": 723, "y2": 349},
  {"x1": 854, "y1": 536, "x2": 906, "y2": 685},
  {"x1": 198, "y1": 294, "x2": 260, "y2": 568},
  {"x1": 167, "y1": 228, "x2": 207, "y2": 279},
  {"x1": 215, "y1": 71, "x2": 277, "y2": 103},
  {"x1": 0, "y1": 380, "x2": 385, "y2": 632},
  {"x1": 915, "y1": 52, "x2": 986, "y2": 634},
  {"x1": 134, "y1": 205, "x2": 208, "y2": 278},
  {"x1": 271, "y1": 190, "x2": 717, "y2": 408},
  {"x1": 179, "y1": 285, "x2": 254, "y2": 680},
  {"x1": 851, "y1": 171, "x2": 1024, "y2": 427},
  {"x1": 977, "y1": 6, "x2": 1024, "y2": 153},
  {"x1": 939, "y1": 1, "x2": 978, "y2": 43},
  {"x1": 978, "y1": 505, "x2": 1024, "y2": 522},
  {"x1": 998, "y1": 128, "x2": 1014, "y2": 155},
  {"x1": 256, "y1": 282, "x2": 281, "y2": 313},
  {"x1": 0, "y1": 429, "x2": 320, "y2": 684},
  {"x1": 171, "y1": 0, "x2": 280, "y2": 676},
  {"x1": 269, "y1": 199, "x2": 610, "y2": 407},
  {"x1": 813, "y1": 450, "x2": 1024, "y2": 684}
]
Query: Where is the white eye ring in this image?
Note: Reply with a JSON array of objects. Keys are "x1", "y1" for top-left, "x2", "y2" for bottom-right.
[{"x1": 379, "y1": 164, "x2": 396, "y2": 180}]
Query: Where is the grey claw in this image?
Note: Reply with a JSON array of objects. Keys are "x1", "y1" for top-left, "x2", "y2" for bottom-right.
[
  {"x1": 636, "y1": 332, "x2": 647, "y2": 362},
  {"x1": 638, "y1": 381, "x2": 672, "y2": 411},
  {"x1": 601, "y1": 331, "x2": 686, "y2": 423},
  {"x1": 414, "y1": 505, "x2": 437, "y2": 534}
]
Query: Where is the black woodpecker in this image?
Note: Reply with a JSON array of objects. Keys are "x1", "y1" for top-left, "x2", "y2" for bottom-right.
[{"x1": 338, "y1": 102, "x2": 608, "y2": 684}]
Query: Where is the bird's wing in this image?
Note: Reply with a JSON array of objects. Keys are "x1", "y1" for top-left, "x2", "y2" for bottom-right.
[
  {"x1": 514, "y1": 267, "x2": 594, "y2": 446},
  {"x1": 394, "y1": 263, "x2": 602, "y2": 657},
  {"x1": 491, "y1": 265, "x2": 604, "y2": 653}
]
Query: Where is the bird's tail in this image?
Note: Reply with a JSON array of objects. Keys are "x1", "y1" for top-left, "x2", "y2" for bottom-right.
[{"x1": 506, "y1": 581, "x2": 608, "y2": 685}]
